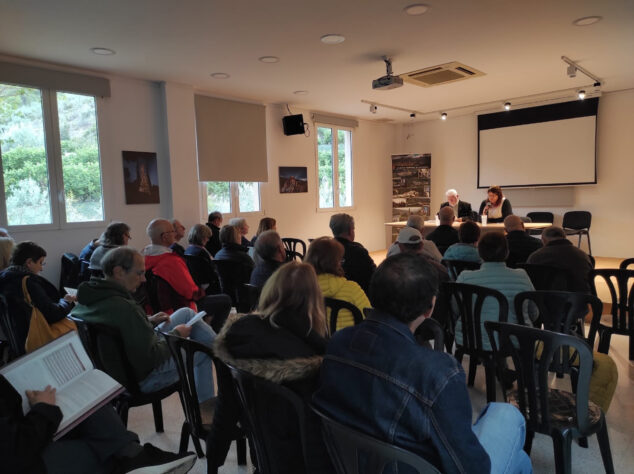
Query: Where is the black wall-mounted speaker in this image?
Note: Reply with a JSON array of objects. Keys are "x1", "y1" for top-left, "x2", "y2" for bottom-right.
[{"x1": 282, "y1": 114, "x2": 305, "y2": 136}]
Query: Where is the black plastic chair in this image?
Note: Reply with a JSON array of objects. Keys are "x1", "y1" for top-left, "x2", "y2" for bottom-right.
[
  {"x1": 237, "y1": 283, "x2": 261, "y2": 313},
  {"x1": 485, "y1": 321, "x2": 614, "y2": 474},
  {"x1": 589, "y1": 268, "x2": 634, "y2": 360},
  {"x1": 311, "y1": 405, "x2": 441, "y2": 474},
  {"x1": 0, "y1": 294, "x2": 21, "y2": 362},
  {"x1": 415, "y1": 317, "x2": 445, "y2": 352},
  {"x1": 184, "y1": 253, "x2": 222, "y2": 296},
  {"x1": 59, "y1": 252, "x2": 81, "y2": 293},
  {"x1": 282, "y1": 237, "x2": 307, "y2": 261},
  {"x1": 162, "y1": 332, "x2": 247, "y2": 461},
  {"x1": 526, "y1": 212, "x2": 554, "y2": 236},
  {"x1": 324, "y1": 297, "x2": 364, "y2": 334},
  {"x1": 228, "y1": 365, "x2": 325, "y2": 474},
  {"x1": 214, "y1": 260, "x2": 253, "y2": 306},
  {"x1": 70, "y1": 316, "x2": 181, "y2": 433},
  {"x1": 517, "y1": 263, "x2": 575, "y2": 291},
  {"x1": 562, "y1": 211, "x2": 592, "y2": 255},
  {"x1": 619, "y1": 258, "x2": 634, "y2": 270},
  {"x1": 442, "y1": 259, "x2": 481, "y2": 281},
  {"x1": 446, "y1": 282, "x2": 508, "y2": 402}
]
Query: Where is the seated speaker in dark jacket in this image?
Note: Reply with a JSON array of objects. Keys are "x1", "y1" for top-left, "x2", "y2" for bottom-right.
[
  {"x1": 426, "y1": 206, "x2": 459, "y2": 255},
  {"x1": 211, "y1": 262, "x2": 333, "y2": 474},
  {"x1": 504, "y1": 215, "x2": 542, "y2": 268},
  {"x1": 185, "y1": 223, "x2": 222, "y2": 295},
  {"x1": 0, "y1": 242, "x2": 76, "y2": 353},
  {"x1": 329, "y1": 213, "x2": 376, "y2": 294},
  {"x1": 0, "y1": 376, "x2": 196, "y2": 473},
  {"x1": 205, "y1": 211, "x2": 223, "y2": 257},
  {"x1": 440, "y1": 188, "x2": 473, "y2": 221},
  {"x1": 250, "y1": 230, "x2": 286, "y2": 289}
]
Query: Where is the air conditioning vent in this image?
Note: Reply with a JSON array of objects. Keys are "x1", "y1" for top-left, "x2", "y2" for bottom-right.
[{"x1": 400, "y1": 62, "x2": 485, "y2": 87}]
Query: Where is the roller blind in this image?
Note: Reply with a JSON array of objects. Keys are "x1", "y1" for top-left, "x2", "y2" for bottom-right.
[
  {"x1": 194, "y1": 94, "x2": 268, "y2": 182},
  {"x1": 311, "y1": 112, "x2": 358, "y2": 128},
  {"x1": 0, "y1": 61, "x2": 110, "y2": 97}
]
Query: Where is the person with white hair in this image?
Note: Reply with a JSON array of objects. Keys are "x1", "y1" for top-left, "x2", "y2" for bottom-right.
[
  {"x1": 228, "y1": 217, "x2": 251, "y2": 247},
  {"x1": 439, "y1": 189, "x2": 473, "y2": 221}
]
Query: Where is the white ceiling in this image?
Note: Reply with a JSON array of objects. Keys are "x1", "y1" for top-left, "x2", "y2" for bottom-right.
[{"x1": 1, "y1": 0, "x2": 633, "y2": 122}]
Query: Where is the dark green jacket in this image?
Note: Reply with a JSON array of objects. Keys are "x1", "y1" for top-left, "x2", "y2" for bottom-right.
[{"x1": 71, "y1": 279, "x2": 171, "y2": 385}]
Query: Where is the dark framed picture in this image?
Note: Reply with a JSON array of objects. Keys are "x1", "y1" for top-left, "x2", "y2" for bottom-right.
[
  {"x1": 279, "y1": 166, "x2": 308, "y2": 193},
  {"x1": 122, "y1": 151, "x2": 160, "y2": 204}
]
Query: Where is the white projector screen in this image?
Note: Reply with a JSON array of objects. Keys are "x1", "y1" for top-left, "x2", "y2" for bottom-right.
[{"x1": 478, "y1": 99, "x2": 598, "y2": 188}]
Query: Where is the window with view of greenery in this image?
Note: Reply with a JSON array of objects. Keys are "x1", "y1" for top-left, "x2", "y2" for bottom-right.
[
  {"x1": 0, "y1": 83, "x2": 104, "y2": 227},
  {"x1": 206, "y1": 181, "x2": 260, "y2": 215},
  {"x1": 317, "y1": 125, "x2": 353, "y2": 209}
]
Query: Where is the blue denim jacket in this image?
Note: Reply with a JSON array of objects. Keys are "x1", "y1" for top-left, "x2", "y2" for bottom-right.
[{"x1": 313, "y1": 310, "x2": 490, "y2": 474}]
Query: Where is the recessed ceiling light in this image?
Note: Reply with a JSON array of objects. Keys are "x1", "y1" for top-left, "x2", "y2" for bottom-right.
[
  {"x1": 320, "y1": 34, "x2": 345, "y2": 45},
  {"x1": 293, "y1": 90, "x2": 309, "y2": 95},
  {"x1": 578, "y1": 90, "x2": 586, "y2": 100},
  {"x1": 259, "y1": 56, "x2": 280, "y2": 63},
  {"x1": 403, "y1": 4, "x2": 430, "y2": 16},
  {"x1": 504, "y1": 102, "x2": 511, "y2": 111},
  {"x1": 90, "y1": 47, "x2": 116, "y2": 56},
  {"x1": 210, "y1": 72, "x2": 230, "y2": 79},
  {"x1": 440, "y1": 112, "x2": 447, "y2": 120},
  {"x1": 573, "y1": 16, "x2": 602, "y2": 26}
]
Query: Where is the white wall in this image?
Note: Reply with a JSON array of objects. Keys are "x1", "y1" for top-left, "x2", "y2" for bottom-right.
[{"x1": 394, "y1": 89, "x2": 634, "y2": 257}]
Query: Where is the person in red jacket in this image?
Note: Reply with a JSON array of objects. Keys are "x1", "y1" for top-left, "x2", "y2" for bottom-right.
[{"x1": 142, "y1": 218, "x2": 231, "y2": 333}]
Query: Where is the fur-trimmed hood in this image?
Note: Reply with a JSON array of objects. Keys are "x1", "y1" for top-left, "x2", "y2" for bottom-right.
[{"x1": 214, "y1": 312, "x2": 323, "y2": 384}]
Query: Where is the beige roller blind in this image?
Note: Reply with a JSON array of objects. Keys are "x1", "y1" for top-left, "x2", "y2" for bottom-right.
[
  {"x1": 0, "y1": 61, "x2": 110, "y2": 97},
  {"x1": 194, "y1": 95, "x2": 268, "y2": 182}
]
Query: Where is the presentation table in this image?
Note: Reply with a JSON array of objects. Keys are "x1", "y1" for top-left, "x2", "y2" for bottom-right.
[{"x1": 385, "y1": 220, "x2": 550, "y2": 238}]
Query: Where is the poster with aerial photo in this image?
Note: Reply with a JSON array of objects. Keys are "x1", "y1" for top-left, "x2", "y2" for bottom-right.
[
  {"x1": 279, "y1": 166, "x2": 308, "y2": 193},
  {"x1": 391, "y1": 153, "x2": 431, "y2": 222}
]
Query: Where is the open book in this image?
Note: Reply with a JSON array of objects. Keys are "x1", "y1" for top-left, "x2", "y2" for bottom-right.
[{"x1": 0, "y1": 331, "x2": 124, "y2": 440}]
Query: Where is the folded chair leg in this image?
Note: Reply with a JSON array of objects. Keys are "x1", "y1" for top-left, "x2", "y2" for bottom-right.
[
  {"x1": 586, "y1": 233, "x2": 591, "y2": 256},
  {"x1": 179, "y1": 422, "x2": 191, "y2": 454},
  {"x1": 630, "y1": 332, "x2": 634, "y2": 362},
  {"x1": 524, "y1": 430, "x2": 534, "y2": 454},
  {"x1": 152, "y1": 400, "x2": 164, "y2": 432},
  {"x1": 236, "y1": 437, "x2": 247, "y2": 465},
  {"x1": 467, "y1": 357, "x2": 477, "y2": 387},
  {"x1": 552, "y1": 429, "x2": 573, "y2": 474},
  {"x1": 598, "y1": 330, "x2": 612, "y2": 355},
  {"x1": 484, "y1": 360, "x2": 497, "y2": 403},
  {"x1": 596, "y1": 420, "x2": 615, "y2": 474},
  {"x1": 192, "y1": 434, "x2": 204, "y2": 458}
]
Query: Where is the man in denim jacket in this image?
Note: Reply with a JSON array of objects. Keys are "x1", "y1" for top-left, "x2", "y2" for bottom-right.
[{"x1": 314, "y1": 253, "x2": 532, "y2": 474}]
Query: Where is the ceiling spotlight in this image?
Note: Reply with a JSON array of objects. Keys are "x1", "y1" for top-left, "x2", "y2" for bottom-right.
[
  {"x1": 440, "y1": 112, "x2": 447, "y2": 120},
  {"x1": 573, "y1": 16, "x2": 602, "y2": 26},
  {"x1": 258, "y1": 56, "x2": 279, "y2": 63},
  {"x1": 403, "y1": 4, "x2": 430, "y2": 16},
  {"x1": 410, "y1": 113, "x2": 416, "y2": 118},
  {"x1": 504, "y1": 102, "x2": 511, "y2": 111},
  {"x1": 90, "y1": 47, "x2": 116, "y2": 55},
  {"x1": 369, "y1": 104, "x2": 378, "y2": 114},
  {"x1": 567, "y1": 64, "x2": 577, "y2": 78},
  {"x1": 320, "y1": 34, "x2": 345, "y2": 45},
  {"x1": 293, "y1": 90, "x2": 309, "y2": 95},
  {"x1": 578, "y1": 90, "x2": 586, "y2": 100},
  {"x1": 210, "y1": 72, "x2": 230, "y2": 79}
]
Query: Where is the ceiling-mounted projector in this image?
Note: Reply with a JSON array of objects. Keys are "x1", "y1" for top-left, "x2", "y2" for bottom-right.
[{"x1": 372, "y1": 57, "x2": 403, "y2": 90}]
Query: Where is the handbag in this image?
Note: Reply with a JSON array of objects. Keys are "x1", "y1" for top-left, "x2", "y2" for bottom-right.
[{"x1": 23, "y1": 276, "x2": 76, "y2": 353}]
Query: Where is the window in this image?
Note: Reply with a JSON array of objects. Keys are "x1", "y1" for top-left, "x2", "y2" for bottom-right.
[
  {"x1": 317, "y1": 125, "x2": 353, "y2": 209},
  {"x1": 205, "y1": 181, "x2": 261, "y2": 216},
  {"x1": 0, "y1": 83, "x2": 104, "y2": 227}
]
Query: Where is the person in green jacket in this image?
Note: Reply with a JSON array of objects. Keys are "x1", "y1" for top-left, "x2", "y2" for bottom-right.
[{"x1": 72, "y1": 246, "x2": 216, "y2": 401}]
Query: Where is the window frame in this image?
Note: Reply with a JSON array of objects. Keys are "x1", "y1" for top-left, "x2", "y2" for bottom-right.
[
  {"x1": 201, "y1": 181, "x2": 264, "y2": 221},
  {"x1": 315, "y1": 122, "x2": 355, "y2": 212},
  {"x1": 0, "y1": 82, "x2": 106, "y2": 231}
]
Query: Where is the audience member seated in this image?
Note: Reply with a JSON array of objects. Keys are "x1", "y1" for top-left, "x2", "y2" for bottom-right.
[
  {"x1": 250, "y1": 217, "x2": 276, "y2": 246},
  {"x1": 504, "y1": 215, "x2": 542, "y2": 268},
  {"x1": 142, "y1": 218, "x2": 231, "y2": 333},
  {"x1": 89, "y1": 222, "x2": 131, "y2": 274},
  {"x1": 443, "y1": 221, "x2": 482, "y2": 263},
  {"x1": 0, "y1": 379, "x2": 196, "y2": 474},
  {"x1": 214, "y1": 225, "x2": 255, "y2": 269},
  {"x1": 426, "y1": 206, "x2": 459, "y2": 255},
  {"x1": 184, "y1": 224, "x2": 221, "y2": 295},
  {"x1": 456, "y1": 232, "x2": 537, "y2": 350},
  {"x1": 304, "y1": 237, "x2": 370, "y2": 331},
  {"x1": 169, "y1": 218, "x2": 187, "y2": 257},
  {"x1": 0, "y1": 242, "x2": 77, "y2": 350},
  {"x1": 440, "y1": 188, "x2": 473, "y2": 221},
  {"x1": 386, "y1": 215, "x2": 442, "y2": 262},
  {"x1": 205, "y1": 211, "x2": 223, "y2": 257},
  {"x1": 313, "y1": 253, "x2": 531, "y2": 474},
  {"x1": 79, "y1": 238, "x2": 100, "y2": 263},
  {"x1": 526, "y1": 225, "x2": 594, "y2": 292},
  {"x1": 0, "y1": 237, "x2": 14, "y2": 271},
  {"x1": 214, "y1": 262, "x2": 333, "y2": 473},
  {"x1": 228, "y1": 217, "x2": 251, "y2": 247},
  {"x1": 72, "y1": 247, "x2": 217, "y2": 402},
  {"x1": 329, "y1": 213, "x2": 376, "y2": 293},
  {"x1": 250, "y1": 230, "x2": 285, "y2": 289},
  {"x1": 479, "y1": 185, "x2": 513, "y2": 223},
  {"x1": 0, "y1": 227, "x2": 9, "y2": 238}
]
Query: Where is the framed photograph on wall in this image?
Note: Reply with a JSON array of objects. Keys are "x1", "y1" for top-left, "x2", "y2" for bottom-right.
[
  {"x1": 279, "y1": 166, "x2": 308, "y2": 193},
  {"x1": 122, "y1": 151, "x2": 160, "y2": 204}
]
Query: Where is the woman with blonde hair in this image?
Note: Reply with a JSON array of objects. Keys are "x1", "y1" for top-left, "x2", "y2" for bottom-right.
[
  {"x1": 304, "y1": 236, "x2": 370, "y2": 331},
  {"x1": 212, "y1": 261, "x2": 332, "y2": 473}
]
